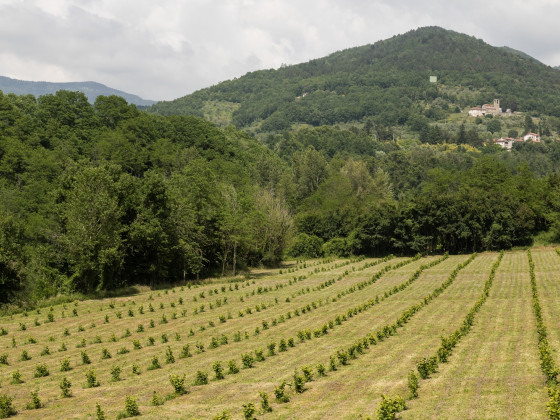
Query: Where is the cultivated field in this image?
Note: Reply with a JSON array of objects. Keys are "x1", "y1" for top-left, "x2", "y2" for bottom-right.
[{"x1": 0, "y1": 249, "x2": 559, "y2": 419}]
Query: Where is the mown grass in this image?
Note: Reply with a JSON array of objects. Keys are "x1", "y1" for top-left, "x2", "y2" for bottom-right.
[{"x1": 0, "y1": 250, "x2": 557, "y2": 419}]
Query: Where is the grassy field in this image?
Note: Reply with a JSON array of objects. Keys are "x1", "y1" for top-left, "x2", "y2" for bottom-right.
[{"x1": 0, "y1": 249, "x2": 558, "y2": 419}]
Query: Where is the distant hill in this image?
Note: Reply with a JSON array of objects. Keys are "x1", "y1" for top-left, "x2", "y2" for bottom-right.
[
  {"x1": 149, "y1": 26, "x2": 560, "y2": 132},
  {"x1": 0, "y1": 76, "x2": 155, "y2": 106}
]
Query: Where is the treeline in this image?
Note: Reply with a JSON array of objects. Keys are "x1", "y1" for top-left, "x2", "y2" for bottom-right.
[
  {"x1": 0, "y1": 91, "x2": 293, "y2": 304},
  {"x1": 2, "y1": 90, "x2": 560, "y2": 306}
]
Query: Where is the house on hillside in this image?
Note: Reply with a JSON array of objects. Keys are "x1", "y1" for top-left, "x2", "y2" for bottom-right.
[
  {"x1": 494, "y1": 137, "x2": 516, "y2": 150},
  {"x1": 469, "y1": 99, "x2": 513, "y2": 117},
  {"x1": 468, "y1": 107, "x2": 484, "y2": 117},
  {"x1": 494, "y1": 133, "x2": 541, "y2": 151},
  {"x1": 523, "y1": 132, "x2": 541, "y2": 142}
]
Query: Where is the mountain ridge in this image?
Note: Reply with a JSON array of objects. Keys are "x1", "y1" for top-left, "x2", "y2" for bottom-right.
[
  {"x1": 0, "y1": 75, "x2": 155, "y2": 106},
  {"x1": 148, "y1": 26, "x2": 560, "y2": 132}
]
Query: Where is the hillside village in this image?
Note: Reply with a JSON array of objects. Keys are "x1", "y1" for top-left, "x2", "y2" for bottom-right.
[
  {"x1": 468, "y1": 99, "x2": 513, "y2": 117},
  {"x1": 494, "y1": 132, "x2": 541, "y2": 150}
]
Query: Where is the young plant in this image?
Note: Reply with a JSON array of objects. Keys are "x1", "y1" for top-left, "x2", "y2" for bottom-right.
[
  {"x1": 212, "y1": 361, "x2": 224, "y2": 380},
  {"x1": 85, "y1": 369, "x2": 100, "y2": 388},
  {"x1": 60, "y1": 377, "x2": 72, "y2": 398},
  {"x1": 194, "y1": 370, "x2": 208, "y2": 385},
  {"x1": 169, "y1": 374, "x2": 187, "y2": 395},
  {"x1": 26, "y1": 389, "x2": 43, "y2": 410},
  {"x1": 111, "y1": 365, "x2": 122, "y2": 382}
]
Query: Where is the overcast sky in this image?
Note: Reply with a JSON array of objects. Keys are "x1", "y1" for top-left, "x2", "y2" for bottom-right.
[{"x1": 1, "y1": 0, "x2": 559, "y2": 101}]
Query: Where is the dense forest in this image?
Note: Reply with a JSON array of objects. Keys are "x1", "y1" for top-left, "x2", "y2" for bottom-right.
[
  {"x1": 149, "y1": 27, "x2": 560, "y2": 134},
  {"x1": 1, "y1": 89, "x2": 560, "y2": 308},
  {"x1": 2, "y1": 26, "x2": 560, "y2": 308}
]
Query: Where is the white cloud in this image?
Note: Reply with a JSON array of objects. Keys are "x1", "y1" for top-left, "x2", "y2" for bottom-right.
[{"x1": 0, "y1": 0, "x2": 559, "y2": 101}]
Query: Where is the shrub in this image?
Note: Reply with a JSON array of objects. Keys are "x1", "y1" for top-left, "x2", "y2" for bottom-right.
[
  {"x1": 111, "y1": 365, "x2": 122, "y2": 382},
  {"x1": 101, "y1": 348, "x2": 112, "y2": 360},
  {"x1": 148, "y1": 356, "x2": 161, "y2": 370},
  {"x1": 213, "y1": 361, "x2": 225, "y2": 380},
  {"x1": 169, "y1": 374, "x2": 187, "y2": 395},
  {"x1": 85, "y1": 369, "x2": 100, "y2": 388},
  {"x1": 60, "y1": 358, "x2": 71, "y2": 372},
  {"x1": 20, "y1": 350, "x2": 31, "y2": 361},
  {"x1": 81, "y1": 351, "x2": 91, "y2": 365},
  {"x1": 96, "y1": 402, "x2": 105, "y2": 420},
  {"x1": 376, "y1": 394, "x2": 406, "y2": 420},
  {"x1": 0, "y1": 394, "x2": 17, "y2": 418},
  {"x1": 60, "y1": 377, "x2": 72, "y2": 397},
  {"x1": 293, "y1": 372, "x2": 305, "y2": 393},
  {"x1": 0, "y1": 354, "x2": 7, "y2": 365},
  {"x1": 122, "y1": 396, "x2": 140, "y2": 417},
  {"x1": 40, "y1": 346, "x2": 50, "y2": 356},
  {"x1": 241, "y1": 353, "x2": 254, "y2": 368},
  {"x1": 322, "y1": 237, "x2": 350, "y2": 257},
  {"x1": 242, "y1": 402, "x2": 255, "y2": 420},
  {"x1": 302, "y1": 365, "x2": 313, "y2": 382},
  {"x1": 132, "y1": 364, "x2": 141, "y2": 375},
  {"x1": 274, "y1": 381, "x2": 289, "y2": 403},
  {"x1": 408, "y1": 370, "x2": 419, "y2": 399},
  {"x1": 26, "y1": 389, "x2": 43, "y2": 410},
  {"x1": 288, "y1": 233, "x2": 323, "y2": 258},
  {"x1": 180, "y1": 344, "x2": 192, "y2": 358},
  {"x1": 151, "y1": 391, "x2": 164, "y2": 406},
  {"x1": 10, "y1": 370, "x2": 23, "y2": 384},
  {"x1": 165, "y1": 346, "x2": 175, "y2": 364},
  {"x1": 259, "y1": 391, "x2": 272, "y2": 413},
  {"x1": 34, "y1": 363, "x2": 49, "y2": 378},
  {"x1": 194, "y1": 370, "x2": 208, "y2": 385},
  {"x1": 228, "y1": 360, "x2": 239, "y2": 374}
]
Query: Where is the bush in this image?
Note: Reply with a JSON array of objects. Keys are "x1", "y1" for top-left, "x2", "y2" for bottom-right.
[
  {"x1": 322, "y1": 237, "x2": 350, "y2": 257},
  {"x1": 34, "y1": 363, "x2": 49, "y2": 378},
  {"x1": 193, "y1": 370, "x2": 208, "y2": 386},
  {"x1": 0, "y1": 394, "x2": 17, "y2": 418},
  {"x1": 212, "y1": 361, "x2": 224, "y2": 380},
  {"x1": 60, "y1": 377, "x2": 72, "y2": 398},
  {"x1": 288, "y1": 233, "x2": 323, "y2": 258},
  {"x1": 85, "y1": 369, "x2": 100, "y2": 388},
  {"x1": 10, "y1": 370, "x2": 23, "y2": 384},
  {"x1": 408, "y1": 370, "x2": 419, "y2": 399},
  {"x1": 293, "y1": 372, "x2": 305, "y2": 393},
  {"x1": 148, "y1": 391, "x2": 163, "y2": 407},
  {"x1": 228, "y1": 360, "x2": 239, "y2": 374},
  {"x1": 376, "y1": 394, "x2": 406, "y2": 420},
  {"x1": 169, "y1": 374, "x2": 187, "y2": 395},
  {"x1": 122, "y1": 396, "x2": 140, "y2": 417},
  {"x1": 26, "y1": 389, "x2": 43, "y2": 410},
  {"x1": 81, "y1": 351, "x2": 91, "y2": 365},
  {"x1": 111, "y1": 365, "x2": 122, "y2": 382},
  {"x1": 241, "y1": 353, "x2": 254, "y2": 368},
  {"x1": 259, "y1": 391, "x2": 272, "y2": 413},
  {"x1": 242, "y1": 402, "x2": 255, "y2": 420},
  {"x1": 274, "y1": 381, "x2": 289, "y2": 403},
  {"x1": 148, "y1": 356, "x2": 161, "y2": 370},
  {"x1": 96, "y1": 402, "x2": 105, "y2": 420}
]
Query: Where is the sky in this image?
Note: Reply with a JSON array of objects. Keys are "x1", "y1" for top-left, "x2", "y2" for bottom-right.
[{"x1": 1, "y1": 0, "x2": 559, "y2": 102}]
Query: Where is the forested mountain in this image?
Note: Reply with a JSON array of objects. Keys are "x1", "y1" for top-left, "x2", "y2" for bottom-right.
[
  {"x1": 149, "y1": 26, "x2": 560, "y2": 133},
  {"x1": 0, "y1": 76, "x2": 155, "y2": 106}
]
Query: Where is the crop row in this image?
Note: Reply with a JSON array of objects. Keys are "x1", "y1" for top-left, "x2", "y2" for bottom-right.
[{"x1": 376, "y1": 251, "x2": 502, "y2": 418}]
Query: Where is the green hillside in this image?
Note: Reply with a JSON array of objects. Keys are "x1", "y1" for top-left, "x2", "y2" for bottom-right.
[{"x1": 148, "y1": 26, "x2": 560, "y2": 132}]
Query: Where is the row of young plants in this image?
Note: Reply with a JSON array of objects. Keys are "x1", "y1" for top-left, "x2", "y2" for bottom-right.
[
  {"x1": 244, "y1": 253, "x2": 473, "y2": 419},
  {"x1": 0, "y1": 256, "x2": 365, "y2": 346},
  {"x1": 375, "y1": 251, "x2": 501, "y2": 419},
  {"x1": 225, "y1": 254, "x2": 465, "y2": 418},
  {"x1": 0, "y1": 256, "x2": 417, "y2": 406},
  {"x1": 529, "y1": 250, "x2": 560, "y2": 419},
  {"x1": 85, "y1": 254, "x2": 447, "y2": 417}
]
